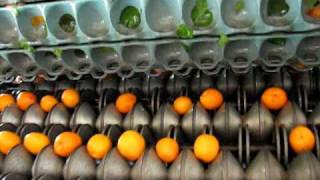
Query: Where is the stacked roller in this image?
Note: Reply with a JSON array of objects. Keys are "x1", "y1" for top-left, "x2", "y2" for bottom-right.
[{"x1": 0, "y1": 71, "x2": 319, "y2": 179}]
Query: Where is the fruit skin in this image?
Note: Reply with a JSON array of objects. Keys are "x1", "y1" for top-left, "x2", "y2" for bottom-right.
[
  {"x1": 61, "y1": 88, "x2": 80, "y2": 108},
  {"x1": 261, "y1": 87, "x2": 288, "y2": 110},
  {"x1": 117, "y1": 130, "x2": 145, "y2": 161},
  {"x1": 200, "y1": 88, "x2": 224, "y2": 110},
  {"x1": 173, "y1": 96, "x2": 193, "y2": 115},
  {"x1": 86, "y1": 134, "x2": 112, "y2": 160},
  {"x1": 0, "y1": 131, "x2": 21, "y2": 155},
  {"x1": 40, "y1": 95, "x2": 58, "y2": 112},
  {"x1": 16, "y1": 91, "x2": 37, "y2": 111},
  {"x1": 307, "y1": 5, "x2": 320, "y2": 18},
  {"x1": 115, "y1": 93, "x2": 137, "y2": 114},
  {"x1": 24, "y1": 132, "x2": 50, "y2": 155},
  {"x1": 156, "y1": 137, "x2": 179, "y2": 163},
  {"x1": 289, "y1": 125, "x2": 315, "y2": 154},
  {"x1": 194, "y1": 134, "x2": 220, "y2": 163},
  {"x1": 54, "y1": 132, "x2": 82, "y2": 157},
  {"x1": 0, "y1": 93, "x2": 15, "y2": 112}
]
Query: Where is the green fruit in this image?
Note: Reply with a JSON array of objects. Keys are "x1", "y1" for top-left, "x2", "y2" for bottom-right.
[
  {"x1": 267, "y1": 0, "x2": 289, "y2": 17},
  {"x1": 59, "y1": 14, "x2": 76, "y2": 33},
  {"x1": 119, "y1": 6, "x2": 141, "y2": 29},
  {"x1": 176, "y1": 24, "x2": 193, "y2": 39},
  {"x1": 191, "y1": 8, "x2": 213, "y2": 27}
]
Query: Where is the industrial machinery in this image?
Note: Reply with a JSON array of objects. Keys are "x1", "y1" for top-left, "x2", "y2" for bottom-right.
[{"x1": 0, "y1": 0, "x2": 320, "y2": 179}]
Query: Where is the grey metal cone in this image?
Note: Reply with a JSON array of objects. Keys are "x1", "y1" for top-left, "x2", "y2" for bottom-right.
[
  {"x1": 166, "y1": 75, "x2": 188, "y2": 97},
  {"x1": 182, "y1": 103, "x2": 211, "y2": 141},
  {"x1": 206, "y1": 150, "x2": 244, "y2": 180},
  {"x1": 213, "y1": 103, "x2": 241, "y2": 140},
  {"x1": 96, "y1": 148, "x2": 130, "y2": 180},
  {"x1": 309, "y1": 103, "x2": 320, "y2": 125},
  {"x1": 131, "y1": 148, "x2": 167, "y2": 180},
  {"x1": 44, "y1": 103, "x2": 70, "y2": 127},
  {"x1": 2, "y1": 145, "x2": 33, "y2": 176},
  {"x1": 169, "y1": 149, "x2": 204, "y2": 180},
  {"x1": 190, "y1": 72, "x2": 213, "y2": 95},
  {"x1": 1, "y1": 105, "x2": 22, "y2": 127},
  {"x1": 243, "y1": 102, "x2": 274, "y2": 141},
  {"x1": 21, "y1": 103, "x2": 45, "y2": 128},
  {"x1": 216, "y1": 70, "x2": 238, "y2": 96},
  {"x1": 152, "y1": 103, "x2": 179, "y2": 138},
  {"x1": 95, "y1": 103, "x2": 122, "y2": 132},
  {"x1": 63, "y1": 146, "x2": 96, "y2": 180},
  {"x1": 246, "y1": 150, "x2": 287, "y2": 180},
  {"x1": 242, "y1": 69, "x2": 265, "y2": 96},
  {"x1": 32, "y1": 145, "x2": 64, "y2": 179},
  {"x1": 69, "y1": 103, "x2": 96, "y2": 129},
  {"x1": 287, "y1": 152, "x2": 320, "y2": 180},
  {"x1": 275, "y1": 101, "x2": 307, "y2": 131},
  {"x1": 123, "y1": 103, "x2": 150, "y2": 130}
]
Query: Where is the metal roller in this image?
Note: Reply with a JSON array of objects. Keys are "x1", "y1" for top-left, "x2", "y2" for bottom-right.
[
  {"x1": 243, "y1": 102, "x2": 274, "y2": 141},
  {"x1": 2, "y1": 145, "x2": 33, "y2": 176},
  {"x1": 32, "y1": 145, "x2": 64, "y2": 179},
  {"x1": 95, "y1": 103, "x2": 122, "y2": 132},
  {"x1": 287, "y1": 152, "x2": 320, "y2": 180},
  {"x1": 69, "y1": 103, "x2": 96, "y2": 130},
  {"x1": 151, "y1": 103, "x2": 179, "y2": 138},
  {"x1": 131, "y1": 148, "x2": 167, "y2": 180},
  {"x1": 246, "y1": 150, "x2": 287, "y2": 180},
  {"x1": 309, "y1": 103, "x2": 320, "y2": 125},
  {"x1": 123, "y1": 104, "x2": 150, "y2": 130},
  {"x1": 275, "y1": 101, "x2": 307, "y2": 131},
  {"x1": 206, "y1": 150, "x2": 244, "y2": 180},
  {"x1": 213, "y1": 102, "x2": 241, "y2": 141},
  {"x1": 166, "y1": 74, "x2": 189, "y2": 97},
  {"x1": 96, "y1": 148, "x2": 130, "y2": 180},
  {"x1": 44, "y1": 103, "x2": 70, "y2": 127},
  {"x1": 63, "y1": 146, "x2": 96, "y2": 180},
  {"x1": 0, "y1": 105, "x2": 22, "y2": 129},
  {"x1": 169, "y1": 149, "x2": 204, "y2": 180},
  {"x1": 181, "y1": 102, "x2": 211, "y2": 141}
]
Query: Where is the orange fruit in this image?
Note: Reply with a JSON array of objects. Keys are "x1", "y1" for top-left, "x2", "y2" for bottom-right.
[
  {"x1": 0, "y1": 93, "x2": 15, "y2": 112},
  {"x1": 16, "y1": 91, "x2": 37, "y2": 111},
  {"x1": 308, "y1": 5, "x2": 320, "y2": 18},
  {"x1": 194, "y1": 134, "x2": 220, "y2": 163},
  {"x1": 156, "y1": 137, "x2": 179, "y2": 163},
  {"x1": 200, "y1": 88, "x2": 224, "y2": 110},
  {"x1": 261, "y1": 87, "x2": 288, "y2": 110},
  {"x1": 173, "y1": 96, "x2": 193, "y2": 115},
  {"x1": 117, "y1": 130, "x2": 145, "y2": 161},
  {"x1": 289, "y1": 125, "x2": 315, "y2": 154},
  {"x1": 115, "y1": 93, "x2": 137, "y2": 114},
  {"x1": 54, "y1": 132, "x2": 82, "y2": 157},
  {"x1": 40, "y1": 95, "x2": 58, "y2": 112},
  {"x1": 86, "y1": 134, "x2": 112, "y2": 160},
  {"x1": 0, "y1": 131, "x2": 21, "y2": 155},
  {"x1": 31, "y1": 16, "x2": 45, "y2": 27},
  {"x1": 24, "y1": 132, "x2": 50, "y2": 155},
  {"x1": 61, "y1": 88, "x2": 80, "y2": 108}
]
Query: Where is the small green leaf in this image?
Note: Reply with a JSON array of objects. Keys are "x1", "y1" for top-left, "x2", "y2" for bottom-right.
[
  {"x1": 53, "y1": 48, "x2": 62, "y2": 58},
  {"x1": 234, "y1": 0, "x2": 245, "y2": 13},
  {"x1": 218, "y1": 33, "x2": 229, "y2": 48},
  {"x1": 305, "y1": 0, "x2": 318, "y2": 8},
  {"x1": 267, "y1": 38, "x2": 287, "y2": 46},
  {"x1": 12, "y1": 4, "x2": 21, "y2": 16},
  {"x1": 176, "y1": 24, "x2": 193, "y2": 39},
  {"x1": 119, "y1": 6, "x2": 141, "y2": 29},
  {"x1": 191, "y1": 0, "x2": 213, "y2": 27},
  {"x1": 16, "y1": 40, "x2": 35, "y2": 53}
]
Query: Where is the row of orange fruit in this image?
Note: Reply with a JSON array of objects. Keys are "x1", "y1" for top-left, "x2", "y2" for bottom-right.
[
  {"x1": 0, "y1": 124, "x2": 315, "y2": 164},
  {"x1": 0, "y1": 88, "x2": 80, "y2": 113}
]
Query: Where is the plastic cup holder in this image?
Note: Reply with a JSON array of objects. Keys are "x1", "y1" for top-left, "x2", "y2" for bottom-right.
[
  {"x1": 1, "y1": 67, "x2": 13, "y2": 76},
  {"x1": 106, "y1": 61, "x2": 120, "y2": 71},
  {"x1": 167, "y1": 59, "x2": 182, "y2": 69},
  {"x1": 26, "y1": 65, "x2": 38, "y2": 74},
  {"x1": 200, "y1": 58, "x2": 214, "y2": 66},
  {"x1": 50, "y1": 63, "x2": 64, "y2": 73},
  {"x1": 74, "y1": 49, "x2": 86, "y2": 58},
  {"x1": 77, "y1": 63, "x2": 91, "y2": 73},
  {"x1": 135, "y1": 60, "x2": 150, "y2": 70},
  {"x1": 267, "y1": 55, "x2": 283, "y2": 65},
  {"x1": 303, "y1": 53, "x2": 318, "y2": 64},
  {"x1": 118, "y1": 66, "x2": 134, "y2": 78}
]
